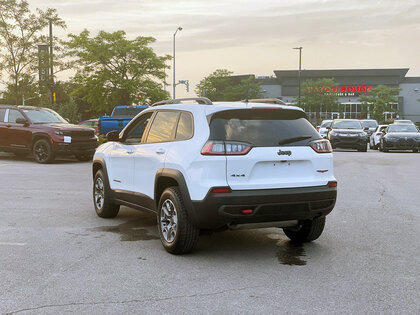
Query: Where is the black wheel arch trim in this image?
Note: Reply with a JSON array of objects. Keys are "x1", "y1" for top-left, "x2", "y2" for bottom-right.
[
  {"x1": 155, "y1": 168, "x2": 198, "y2": 225},
  {"x1": 31, "y1": 133, "x2": 51, "y2": 149}
]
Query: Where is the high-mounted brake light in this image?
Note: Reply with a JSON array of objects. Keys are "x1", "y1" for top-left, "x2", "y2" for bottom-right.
[
  {"x1": 310, "y1": 139, "x2": 332, "y2": 153},
  {"x1": 211, "y1": 187, "x2": 231, "y2": 193},
  {"x1": 201, "y1": 141, "x2": 252, "y2": 155}
]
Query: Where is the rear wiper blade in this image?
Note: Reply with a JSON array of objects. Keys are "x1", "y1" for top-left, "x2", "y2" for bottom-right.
[{"x1": 278, "y1": 136, "x2": 312, "y2": 145}]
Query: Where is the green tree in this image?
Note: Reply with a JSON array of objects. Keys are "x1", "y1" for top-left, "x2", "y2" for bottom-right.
[
  {"x1": 196, "y1": 69, "x2": 262, "y2": 101},
  {"x1": 64, "y1": 30, "x2": 170, "y2": 114},
  {"x1": 359, "y1": 85, "x2": 400, "y2": 122},
  {"x1": 298, "y1": 78, "x2": 339, "y2": 124},
  {"x1": 0, "y1": 0, "x2": 65, "y2": 104}
]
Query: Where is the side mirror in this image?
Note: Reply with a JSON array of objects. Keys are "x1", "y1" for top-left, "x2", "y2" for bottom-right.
[
  {"x1": 16, "y1": 117, "x2": 29, "y2": 126},
  {"x1": 106, "y1": 130, "x2": 121, "y2": 142},
  {"x1": 326, "y1": 126, "x2": 331, "y2": 130},
  {"x1": 363, "y1": 127, "x2": 369, "y2": 132}
]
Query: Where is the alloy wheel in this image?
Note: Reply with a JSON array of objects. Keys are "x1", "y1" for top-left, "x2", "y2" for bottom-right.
[
  {"x1": 94, "y1": 177, "x2": 105, "y2": 210},
  {"x1": 160, "y1": 199, "x2": 178, "y2": 243},
  {"x1": 34, "y1": 143, "x2": 49, "y2": 162}
]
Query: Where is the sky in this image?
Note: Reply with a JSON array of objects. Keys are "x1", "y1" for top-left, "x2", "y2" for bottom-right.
[{"x1": 29, "y1": 0, "x2": 420, "y2": 98}]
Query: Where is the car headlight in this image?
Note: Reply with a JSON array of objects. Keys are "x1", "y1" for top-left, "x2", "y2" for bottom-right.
[
  {"x1": 55, "y1": 131, "x2": 64, "y2": 135},
  {"x1": 329, "y1": 131, "x2": 337, "y2": 136},
  {"x1": 359, "y1": 133, "x2": 366, "y2": 138}
]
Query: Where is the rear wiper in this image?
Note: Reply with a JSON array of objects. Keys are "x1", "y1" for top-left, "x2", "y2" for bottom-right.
[{"x1": 278, "y1": 136, "x2": 312, "y2": 145}]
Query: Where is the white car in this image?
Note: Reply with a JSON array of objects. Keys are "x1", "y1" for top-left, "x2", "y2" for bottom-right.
[
  {"x1": 394, "y1": 120, "x2": 414, "y2": 125},
  {"x1": 92, "y1": 98, "x2": 337, "y2": 254},
  {"x1": 370, "y1": 124, "x2": 388, "y2": 150},
  {"x1": 318, "y1": 120, "x2": 333, "y2": 138}
]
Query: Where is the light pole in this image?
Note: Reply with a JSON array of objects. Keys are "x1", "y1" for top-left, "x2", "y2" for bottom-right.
[
  {"x1": 293, "y1": 46, "x2": 303, "y2": 107},
  {"x1": 173, "y1": 26, "x2": 182, "y2": 99}
]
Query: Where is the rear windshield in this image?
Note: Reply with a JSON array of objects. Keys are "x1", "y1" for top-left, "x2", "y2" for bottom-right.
[
  {"x1": 112, "y1": 107, "x2": 145, "y2": 117},
  {"x1": 361, "y1": 120, "x2": 378, "y2": 128},
  {"x1": 209, "y1": 109, "x2": 320, "y2": 147}
]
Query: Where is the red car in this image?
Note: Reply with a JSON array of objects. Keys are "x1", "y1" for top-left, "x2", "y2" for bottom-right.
[
  {"x1": 78, "y1": 119, "x2": 99, "y2": 133},
  {"x1": 0, "y1": 105, "x2": 97, "y2": 163}
]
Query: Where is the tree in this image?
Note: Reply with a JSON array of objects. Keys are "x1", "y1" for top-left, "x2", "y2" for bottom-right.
[
  {"x1": 359, "y1": 85, "x2": 401, "y2": 122},
  {"x1": 298, "y1": 78, "x2": 339, "y2": 124},
  {"x1": 0, "y1": 0, "x2": 65, "y2": 104},
  {"x1": 196, "y1": 69, "x2": 262, "y2": 101},
  {"x1": 64, "y1": 30, "x2": 170, "y2": 114}
]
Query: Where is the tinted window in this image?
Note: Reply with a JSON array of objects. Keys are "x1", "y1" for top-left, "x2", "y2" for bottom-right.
[
  {"x1": 8, "y1": 109, "x2": 25, "y2": 123},
  {"x1": 0, "y1": 109, "x2": 6, "y2": 122},
  {"x1": 209, "y1": 109, "x2": 320, "y2": 147},
  {"x1": 146, "y1": 111, "x2": 179, "y2": 143},
  {"x1": 125, "y1": 112, "x2": 153, "y2": 144},
  {"x1": 361, "y1": 120, "x2": 378, "y2": 128},
  {"x1": 175, "y1": 112, "x2": 193, "y2": 140},
  {"x1": 113, "y1": 107, "x2": 145, "y2": 117},
  {"x1": 332, "y1": 120, "x2": 362, "y2": 129}
]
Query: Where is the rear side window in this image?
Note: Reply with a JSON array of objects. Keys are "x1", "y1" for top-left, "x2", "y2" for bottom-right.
[
  {"x1": 146, "y1": 111, "x2": 179, "y2": 143},
  {"x1": 175, "y1": 112, "x2": 193, "y2": 140},
  {"x1": 209, "y1": 109, "x2": 320, "y2": 147},
  {"x1": 0, "y1": 109, "x2": 6, "y2": 122}
]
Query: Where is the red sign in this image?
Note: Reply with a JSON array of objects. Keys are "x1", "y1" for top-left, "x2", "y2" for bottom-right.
[{"x1": 308, "y1": 85, "x2": 372, "y2": 95}]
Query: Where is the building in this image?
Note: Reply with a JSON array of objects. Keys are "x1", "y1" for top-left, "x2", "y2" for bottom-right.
[{"x1": 255, "y1": 68, "x2": 420, "y2": 123}]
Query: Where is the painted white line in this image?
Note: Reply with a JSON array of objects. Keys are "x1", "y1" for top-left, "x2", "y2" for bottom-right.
[{"x1": 0, "y1": 242, "x2": 26, "y2": 246}]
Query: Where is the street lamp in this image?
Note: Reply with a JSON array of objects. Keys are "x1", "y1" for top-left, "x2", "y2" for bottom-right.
[
  {"x1": 173, "y1": 26, "x2": 182, "y2": 99},
  {"x1": 293, "y1": 46, "x2": 303, "y2": 107}
]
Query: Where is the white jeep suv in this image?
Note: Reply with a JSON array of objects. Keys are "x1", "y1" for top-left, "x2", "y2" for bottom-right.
[{"x1": 92, "y1": 98, "x2": 337, "y2": 254}]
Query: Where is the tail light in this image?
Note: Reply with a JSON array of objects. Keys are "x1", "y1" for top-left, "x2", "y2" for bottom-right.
[
  {"x1": 376, "y1": 132, "x2": 382, "y2": 135},
  {"x1": 310, "y1": 139, "x2": 332, "y2": 153},
  {"x1": 201, "y1": 141, "x2": 252, "y2": 155},
  {"x1": 328, "y1": 181, "x2": 337, "y2": 187},
  {"x1": 211, "y1": 187, "x2": 231, "y2": 193}
]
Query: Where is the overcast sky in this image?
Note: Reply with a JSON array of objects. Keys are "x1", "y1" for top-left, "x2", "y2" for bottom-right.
[{"x1": 30, "y1": 0, "x2": 420, "y2": 97}]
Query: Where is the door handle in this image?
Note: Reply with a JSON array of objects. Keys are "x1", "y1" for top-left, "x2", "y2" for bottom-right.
[{"x1": 156, "y1": 148, "x2": 165, "y2": 155}]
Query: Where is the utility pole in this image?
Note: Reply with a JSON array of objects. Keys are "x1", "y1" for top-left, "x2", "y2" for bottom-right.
[
  {"x1": 173, "y1": 27, "x2": 182, "y2": 99},
  {"x1": 293, "y1": 46, "x2": 303, "y2": 107},
  {"x1": 49, "y1": 19, "x2": 54, "y2": 103}
]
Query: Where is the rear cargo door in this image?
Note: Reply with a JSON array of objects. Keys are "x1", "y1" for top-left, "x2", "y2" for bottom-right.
[{"x1": 209, "y1": 108, "x2": 332, "y2": 190}]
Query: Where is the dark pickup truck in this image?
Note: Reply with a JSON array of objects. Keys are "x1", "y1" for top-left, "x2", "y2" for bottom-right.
[{"x1": 98, "y1": 105, "x2": 148, "y2": 135}]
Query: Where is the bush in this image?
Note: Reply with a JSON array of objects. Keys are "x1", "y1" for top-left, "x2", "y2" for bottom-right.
[{"x1": 97, "y1": 134, "x2": 107, "y2": 147}]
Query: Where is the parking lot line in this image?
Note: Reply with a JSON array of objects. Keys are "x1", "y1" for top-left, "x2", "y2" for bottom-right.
[{"x1": 0, "y1": 242, "x2": 26, "y2": 246}]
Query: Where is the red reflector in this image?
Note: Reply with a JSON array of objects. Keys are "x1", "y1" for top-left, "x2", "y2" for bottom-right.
[
  {"x1": 376, "y1": 133, "x2": 382, "y2": 135},
  {"x1": 211, "y1": 187, "x2": 231, "y2": 193},
  {"x1": 328, "y1": 181, "x2": 337, "y2": 187},
  {"x1": 241, "y1": 209, "x2": 253, "y2": 214}
]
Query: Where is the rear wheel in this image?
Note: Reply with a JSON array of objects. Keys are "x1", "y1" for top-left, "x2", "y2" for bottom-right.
[
  {"x1": 157, "y1": 187, "x2": 199, "y2": 254},
  {"x1": 283, "y1": 217, "x2": 326, "y2": 243},
  {"x1": 33, "y1": 139, "x2": 55, "y2": 164},
  {"x1": 93, "y1": 170, "x2": 119, "y2": 218}
]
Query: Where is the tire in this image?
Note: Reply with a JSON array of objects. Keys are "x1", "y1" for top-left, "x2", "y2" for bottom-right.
[
  {"x1": 357, "y1": 144, "x2": 368, "y2": 152},
  {"x1": 76, "y1": 155, "x2": 93, "y2": 161},
  {"x1": 157, "y1": 187, "x2": 199, "y2": 254},
  {"x1": 93, "y1": 170, "x2": 119, "y2": 218},
  {"x1": 32, "y1": 139, "x2": 55, "y2": 164},
  {"x1": 283, "y1": 217, "x2": 326, "y2": 243}
]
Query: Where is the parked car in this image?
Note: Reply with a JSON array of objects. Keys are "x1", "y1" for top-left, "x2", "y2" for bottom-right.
[
  {"x1": 369, "y1": 124, "x2": 388, "y2": 150},
  {"x1": 360, "y1": 119, "x2": 378, "y2": 139},
  {"x1": 92, "y1": 97, "x2": 337, "y2": 254},
  {"x1": 393, "y1": 120, "x2": 414, "y2": 125},
  {"x1": 379, "y1": 124, "x2": 420, "y2": 153},
  {"x1": 98, "y1": 105, "x2": 148, "y2": 135},
  {"x1": 327, "y1": 119, "x2": 369, "y2": 152},
  {"x1": 79, "y1": 119, "x2": 99, "y2": 133},
  {"x1": 318, "y1": 120, "x2": 333, "y2": 138},
  {"x1": 0, "y1": 105, "x2": 97, "y2": 163}
]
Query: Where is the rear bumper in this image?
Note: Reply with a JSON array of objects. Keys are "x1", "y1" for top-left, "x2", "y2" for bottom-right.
[{"x1": 190, "y1": 185, "x2": 337, "y2": 229}]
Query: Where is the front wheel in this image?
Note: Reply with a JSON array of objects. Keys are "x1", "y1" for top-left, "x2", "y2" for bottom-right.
[
  {"x1": 283, "y1": 217, "x2": 326, "y2": 243},
  {"x1": 357, "y1": 144, "x2": 368, "y2": 152},
  {"x1": 157, "y1": 187, "x2": 199, "y2": 254},
  {"x1": 93, "y1": 170, "x2": 119, "y2": 218},
  {"x1": 33, "y1": 139, "x2": 55, "y2": 164}
]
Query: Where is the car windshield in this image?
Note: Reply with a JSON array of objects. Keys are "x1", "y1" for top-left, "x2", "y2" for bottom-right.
[
  {"x1": 112, "y1": 107, "x2": 145, "y2": 117},
  {"x1": 394, "y1": 120, "x2": 413, "y2": 124},
  {"x1": 361, "y1": 121, "x2": 378, "y2": 128},
  {"x1": 23, "y1": 108, "x2": 67, "y2": 124},
  {"x1": 388, "y1": 125, "x2": 418, "y2": 133},
  {"x1": 332, "y1": 120, "x2": 362, "y2": 129},
  {"x1": 209, "y1": 109, "x2": 320, "y2": 147},
  {"x1": 321, "y1": 121, "x2": 332, "y2": 128}
]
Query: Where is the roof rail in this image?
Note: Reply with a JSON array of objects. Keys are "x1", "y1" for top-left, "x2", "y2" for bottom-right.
[
  {"x1": 151, "y1": 97, "x2": 213, "y2": 107},
  {"x1": 242, "y1": 98, "x2": 287, "y2": 105}
]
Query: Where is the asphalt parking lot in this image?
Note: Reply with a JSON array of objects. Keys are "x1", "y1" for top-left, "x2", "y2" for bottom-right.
[{"x1": 0, "y1": 150, "x2": 419, "y2": 314}]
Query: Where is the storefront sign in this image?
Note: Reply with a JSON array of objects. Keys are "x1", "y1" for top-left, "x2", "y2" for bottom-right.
[{"x1": 308, "y1": 85, "x2": 373, "y2": 96}]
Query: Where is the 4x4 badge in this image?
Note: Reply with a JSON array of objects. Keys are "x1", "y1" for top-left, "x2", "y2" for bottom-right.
[{"x1": 277, "y1": 150, "x2": 292, "y2": 156}]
